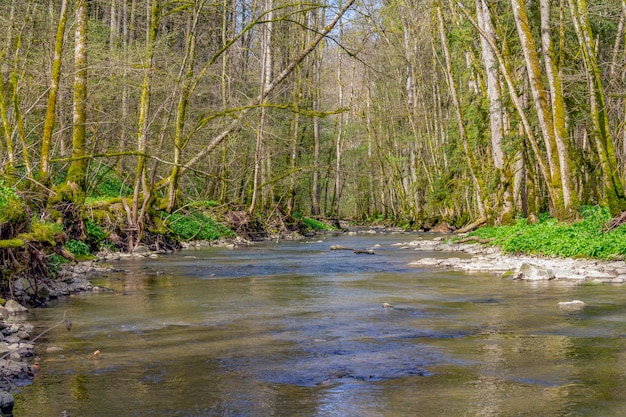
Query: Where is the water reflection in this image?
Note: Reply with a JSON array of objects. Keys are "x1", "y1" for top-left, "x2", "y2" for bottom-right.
[{"x1": 13, "y1": 234, "x2": 626, "y2": 416}]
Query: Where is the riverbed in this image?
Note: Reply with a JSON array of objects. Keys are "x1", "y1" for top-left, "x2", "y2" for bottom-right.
[{"x1": 13, "y1": 233, "x2": 626, "y2": 416}]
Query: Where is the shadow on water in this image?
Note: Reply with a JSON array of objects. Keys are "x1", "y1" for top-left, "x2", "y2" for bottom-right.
[{"x1": 13, "y1": 233, "x2": 626, "y2": 416}]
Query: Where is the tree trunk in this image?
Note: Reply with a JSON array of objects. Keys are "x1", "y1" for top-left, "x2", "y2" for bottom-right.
[
  {"x1": 41, "y1": 0, "x2": 69, "y2": 179},
  {"x1": 129, "y1": 0, "x2": 159, "y2": 249},
  {"x1": 511, "y1": 0, "x2": 566, "y2": 218},
  {"x1": 66, "y1": 0, "x2": 89, "y2": 196},
  {"x1": 249, "y1": 0, "x2": 273, "y2": 215},
  {"x1": 166, "y1": 1, "x2": 202, "y2": 213},
  {"x1": 476, "y1": 0, "x2": 512, "y2": 220},
  {"x1": 568, "y1": 0, "x2": 625, "y2": 213},
  {"x1": 539, "y1": 0, "x2": 576, "y2": 213},
  {"x1": 436, "y1": 5, "x2": 485, "y2": 218}
]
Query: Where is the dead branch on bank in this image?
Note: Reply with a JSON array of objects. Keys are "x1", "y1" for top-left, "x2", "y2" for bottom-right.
[
  {"x1": 605, "y1": 211, "x2": 626, "y2": 232},
  {"x1": 455, "y1": 216, "x2": 488, "y2": 234},
  {"x1": 456, "y1": 236, "x2": 494, "y2": 244}
]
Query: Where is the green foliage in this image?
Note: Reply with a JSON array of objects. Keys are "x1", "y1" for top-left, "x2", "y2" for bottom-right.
[
  {"x1": 47, "y1": 253, "x2": 69, "y2": 277},
  {"x1": 469, "y1": 206, "x2": 626, "y2": 259},
  {"x1": 301, "y1": 217, "x2": 336, "y2": 231},
  {"x1": 163, "y1": 211, "x2": 234, "y2": 241},
  {"x1": 87, "y1": 166, "x2": 132, "y2": 199},
  {"x1": 27, "y1": 220, "x2": 64, "y2": 245},
  {"x1": 65, "y1": 239, "x2": 91, "y2": 257},
  {"x1": 85, "y1": 220, "x2": 108, "y2": 249},
  {"x1": 0, "y1": 181, "x2": 18, "y2": 209},
  {"x1": 0, "y1": 181, "x2": 27, "y2": 226}
]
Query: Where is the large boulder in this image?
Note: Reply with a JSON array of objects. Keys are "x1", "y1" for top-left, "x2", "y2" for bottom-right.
[
  {"x1": 3, "y1": 300, "x2": 27, "y2": 314},
  {"x1": 514, "y1": 263, "x2": 555, "y2": 281}
]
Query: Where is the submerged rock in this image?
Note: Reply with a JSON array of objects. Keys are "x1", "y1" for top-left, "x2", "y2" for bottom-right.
[
  {"x1": 557, "y1": 300, "x2": 586, "y2": 310},
  {"x1": 0, "y1": 391, "x2": 13, "y2": 417}
]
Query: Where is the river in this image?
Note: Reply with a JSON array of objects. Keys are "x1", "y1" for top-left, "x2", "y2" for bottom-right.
[{"x1": 13, "y1": 232, "x2": 626, "y2": 416}]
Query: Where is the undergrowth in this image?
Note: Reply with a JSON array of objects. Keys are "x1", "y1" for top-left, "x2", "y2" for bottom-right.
[
  {"x1": 469, "y1": 206, "x2": 626, "y2": 259},
  {"x1": 299, "y1": 216, "x2": 336, "y2": 232},
  {"x1": 163, "y1": 210, "x2": 234, "y2": 241}
]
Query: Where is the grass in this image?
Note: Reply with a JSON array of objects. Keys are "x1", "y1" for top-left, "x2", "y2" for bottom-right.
[{"x1": 468, "y1": 206, "x2": 626, "y2": 259}]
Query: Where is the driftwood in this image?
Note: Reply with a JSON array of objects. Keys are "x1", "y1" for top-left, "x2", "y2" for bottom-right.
[
  {"x1": 455, "y1": 216, "x2": 487, "y2": 234},
  {"x1": 456, "y1": 236, "x2": 494, "y2": 244},
  {"x1": 330, "y1": 245, "x2": 353, "y2": 251},
  {"x1": 329, "y1": 245, "x2": 374, "y2": 254}
]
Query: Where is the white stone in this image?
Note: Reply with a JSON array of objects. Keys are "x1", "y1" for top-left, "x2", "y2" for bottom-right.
[
  {"x1": 4, "y1": 300, "x2": 27, "y2": 314},
  {"x1": 557, "y1": 300, "x2": 586, "y2": 310}
]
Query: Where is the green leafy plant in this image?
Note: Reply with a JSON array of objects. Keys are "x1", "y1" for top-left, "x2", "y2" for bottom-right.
[
  {"x1": 468, "y1": 206, "x2": 626, "y2": 259},
  {"x1": 0, "y1": 181, "x2": 18, "y2": 209},
  {"x1": 85, "y1": 220, "x2": 107, "y2": 248},
  {"x1": 65, "y1": 239, "x2": 91, "y2": 257},
  {"x1": 87, "y1": 166, "x2": 132, "y2": 199},
  {"x1": 0, "y1": 181, "x2": 27, "y2": 226},
  {"x1": 301, "y1": 217, "x2": 336, "y2": 231},
  {"x1": 164, "y1": 211, "x2": 234, "y2": 241},
  {"x1": 47, "y1": 253, "x2": 69, "y2": 277}
]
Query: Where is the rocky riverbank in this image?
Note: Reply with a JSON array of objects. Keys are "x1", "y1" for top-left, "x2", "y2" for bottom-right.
[
  {"x1": 403, "y1": 236, "x2": 626, "y2": 284},
  {"x1": 0, "y1": 260, "x2": 116, "y2": 416}
]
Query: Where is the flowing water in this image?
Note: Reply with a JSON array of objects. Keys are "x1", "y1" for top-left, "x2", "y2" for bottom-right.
[{"x1": 12, "y1": 233, "x2": 626, "y2": 416}]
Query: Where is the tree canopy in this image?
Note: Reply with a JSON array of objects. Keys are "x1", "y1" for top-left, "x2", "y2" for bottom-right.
[{"x1": 1, "y1": 0, "x2": 626, "y2": 230}]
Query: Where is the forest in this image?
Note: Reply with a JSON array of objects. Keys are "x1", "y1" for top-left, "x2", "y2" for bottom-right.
[{"x1": 1, "y1": 0, "x2": 626, "y2": 259}]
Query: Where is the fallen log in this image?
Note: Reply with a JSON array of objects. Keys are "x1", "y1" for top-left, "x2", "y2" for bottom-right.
[
  {"x1": 455, "y1": 216, "x2": 487, "y2": 234},
  {"x1": 456, "y1": 236, "x2": 494, "y2": 244}
]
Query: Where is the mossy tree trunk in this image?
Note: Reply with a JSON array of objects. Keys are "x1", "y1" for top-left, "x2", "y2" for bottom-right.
[
  {"x1": 127, "y1": 0, "x2": 160, "y2": 250},
  {"x1": 476, "y1": 0, "x2": 513, "y2": 221},
  {"x1": 568, "y1": 0, "x2": 625, "y2": 214},
  {"x1": 165, "y1": 0, "x2": 202, "y2": 214},
  {"x1": 40, "y1": 0, "x2": 69, "y2": 180},
  {"x1": 436, "y1": 4, "x2": 485, "y2": 218},
  {"x1": 249, "y1": 0, "x2": 273, "y2": 215},
  {"x1": 66, "y1": 0, "x2": 88, "y2": 200},
  {"x1": 0, "y1": 0, "x2": 17, "y2": 174},
  {"x1": 539, "y1": 0, "x2": 577, "y2": 215},
  {"x1": 510, "y1": 0, "x2": 567, "y2": 219}
]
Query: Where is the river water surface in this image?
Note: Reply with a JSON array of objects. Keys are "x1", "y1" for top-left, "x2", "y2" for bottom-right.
[{"x1": 13, "y1": 233, "x2": 626, "y2": 416}]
